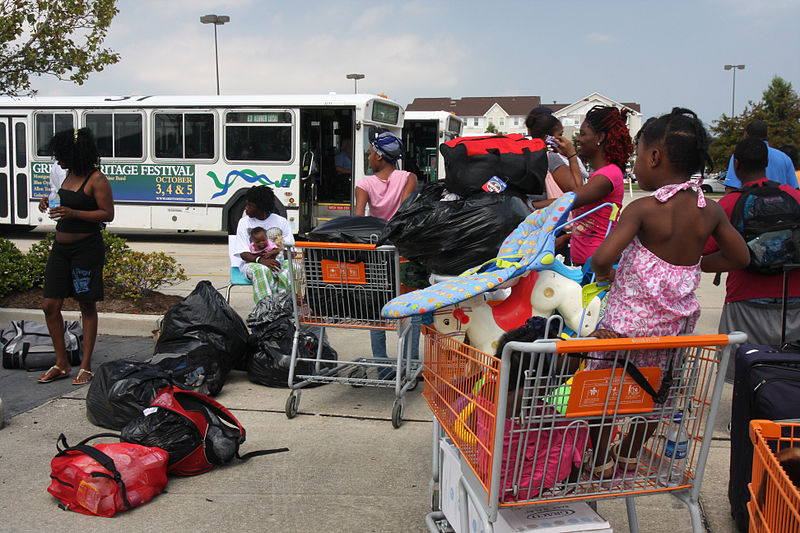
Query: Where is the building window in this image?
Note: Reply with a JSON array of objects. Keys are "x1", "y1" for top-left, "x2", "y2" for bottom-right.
[
  {"x1": 514, "y1": 117, "x2": 520, "y2": 126},
  {"x1": 473, "y1": 117, "x2": 479, "y2": 126},
  {"x1": 500, "y1": 117, "x2": 505, "y2": 126}
]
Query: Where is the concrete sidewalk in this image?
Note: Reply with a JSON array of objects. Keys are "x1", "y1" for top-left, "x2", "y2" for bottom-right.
[{"x1": 0, "y1": 271, "x2": 739, "y2": 532}]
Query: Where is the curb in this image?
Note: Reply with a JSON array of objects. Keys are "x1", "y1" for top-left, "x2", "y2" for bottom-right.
[{"x1": 0, "y1": 307, "x2": 160, "y2": 337}]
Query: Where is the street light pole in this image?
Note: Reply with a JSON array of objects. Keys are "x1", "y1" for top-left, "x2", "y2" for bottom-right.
[
  {"x1": 346, "y1": 73, "x2": 365, "y2": 94},
  {"x1": 724, "y1": 64, "x2": 745, "y2": 117},
  {"x1": 200, "y1": 14, "x2": 230, "y2": 95}
]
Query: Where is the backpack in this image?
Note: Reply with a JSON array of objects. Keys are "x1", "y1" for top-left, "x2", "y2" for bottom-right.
[
  {"x1": 730, "y1": 180, "x2": 800, "y2": 275},
  {"x1": 47, "y1": 433, "x2": 169, "y2": 517},
  {"x1": 120, "y1": 386, "x2": 288, "y2": 476},
  {"x1": 1, "y1": 320, "x2": 82, "y2": 370}
]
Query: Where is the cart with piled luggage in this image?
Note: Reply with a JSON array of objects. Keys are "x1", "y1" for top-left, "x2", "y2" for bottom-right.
[
  {"x1": 422, "y1": 322, "x2": 746, "y2": 532},
  {"x1": 284, "y1": 241, "x2": 422, "y2": 428}
]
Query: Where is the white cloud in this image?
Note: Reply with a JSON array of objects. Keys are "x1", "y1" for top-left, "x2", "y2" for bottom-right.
[{"x1": 585, "y1": 33, "x2": 618, "y2": 44}]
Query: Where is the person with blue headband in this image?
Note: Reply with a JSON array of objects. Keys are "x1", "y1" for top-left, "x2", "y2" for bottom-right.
[
  {"x1": 355, "y1": 131, "x2": 419, "y2": 376},
  {"x1": 354, "y1": 132, "x2": 417, "y2": 220}
]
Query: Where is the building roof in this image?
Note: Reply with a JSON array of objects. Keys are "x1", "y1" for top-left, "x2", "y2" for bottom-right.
[
  {"x1": 407, "y1": 96, "x2": 542, "y2": 117},
  {"x1": 407, "y1": 96, "x2": 641, "y2": 117}
]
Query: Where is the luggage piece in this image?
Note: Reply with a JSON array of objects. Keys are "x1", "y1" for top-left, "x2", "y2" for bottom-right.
[
  {"x1": 729, "y1": 344, "x2": 800, "y2": 531},
  {"x1": 1, "y1": 320, "x2": 82, "y2": 370},
  {"x1": 440, "y1": 134, "x2": 548, "y2": 197},
  {"x1": 47, "y1": 433, "x2": 168, "y2": 517}
]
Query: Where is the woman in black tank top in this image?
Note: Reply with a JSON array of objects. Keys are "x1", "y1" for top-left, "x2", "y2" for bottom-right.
[{"x1": 36, "y1": 128, "x2": 114, "y2": 385}]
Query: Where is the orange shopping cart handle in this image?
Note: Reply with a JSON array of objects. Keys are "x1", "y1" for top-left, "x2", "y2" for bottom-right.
[
  {"x1": 750, "y1": 419, "x2": 790, "y2": 442},
  {"x1": 293, "y1": 241, "x2": 380, "y2": 250},
  {"x1": 552, "y1": 334, "x2": 734, "y2": 353}
]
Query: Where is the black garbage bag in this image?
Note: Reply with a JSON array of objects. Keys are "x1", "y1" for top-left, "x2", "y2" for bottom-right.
[
  {"x1": 85, "y1": 359, "x2": 173, "y2": 430},
  {"x1": 121, "y1": 406, "x2": 199, "y2": 466},
  {"x1": 246, "y1": 292, "x2": 294, "y2": 335},
  {"x1": 379, "y1": 181, "x2": 530, "y2": 275},
  {"x1": 150, "y1": 348, "x2": 226, "y2": 397},
  {"x1": 247, "y1": 327, "x2": 338, "y2": 388},
  {"x1": 153, "y1": 281, "x2": 250, "y2": 395},
  {"x1": 306, "y1": 215, "x2": 387, "y2": 243},
  {"x1": 246, "y1": 293, "x2": 337, "y2": 387}
]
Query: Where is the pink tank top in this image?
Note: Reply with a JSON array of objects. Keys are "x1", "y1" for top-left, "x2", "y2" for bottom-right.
[
  {"x1": 356, "y1": 170, "x2": 411, "y2": 220},
  {"x1": 570, "y1": 164, "x2": 623, "y2": 265}
]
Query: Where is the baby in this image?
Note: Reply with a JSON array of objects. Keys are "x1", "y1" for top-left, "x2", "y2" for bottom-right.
[{"x1": 249, "y1": 227, "x2": 278, "y2": 257}]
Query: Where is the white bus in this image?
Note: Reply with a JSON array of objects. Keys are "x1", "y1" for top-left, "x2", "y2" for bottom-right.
[
  {"x1": 401, "y1": 111, "x2": 463, "y2": 182},
  {"x1": 0, "y1": 93, "x2": 404, "y2": 234}
]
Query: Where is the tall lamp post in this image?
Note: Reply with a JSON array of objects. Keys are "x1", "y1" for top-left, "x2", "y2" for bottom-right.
[
  {"x1": 200, "y1": 14, "x2": 230, "y2": 95},
  {"x1": 724, "y1": 64, "x2": 745, "y2": 117},
  {"x1": 346, "y1": 73, "x2": 365, "y2": 94}
]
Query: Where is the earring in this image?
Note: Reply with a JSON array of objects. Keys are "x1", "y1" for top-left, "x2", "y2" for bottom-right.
[{"x1": 596, "y1": 142, "x2": 601, "y2": 146}]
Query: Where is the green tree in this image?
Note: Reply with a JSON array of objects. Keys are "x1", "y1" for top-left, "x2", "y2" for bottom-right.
[
  {"x1": 485, "y1": 122, "x2": 498, "y2": 134},
  {"x1": 0, "y1": 0, "x2": 120, "y2": 96},
  {"x1": 709, "y1": 76, "x2": 800, "y2": 171}
]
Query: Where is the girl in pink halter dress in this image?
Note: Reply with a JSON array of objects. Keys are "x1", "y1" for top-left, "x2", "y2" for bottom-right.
[{"x1": 584, "y1": 108, "x2": 751, "y2": 479}]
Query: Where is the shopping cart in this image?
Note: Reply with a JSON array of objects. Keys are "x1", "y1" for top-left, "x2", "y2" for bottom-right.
[
  {"x1": 422, "y1": 324, "x2": 746, "y2": 532},
  {"x1": 748, "y1": 420, "x2": 800, "y2": 533},
  {"x1": 284, "y1": 241, "x2": 422, "y2": 428}
]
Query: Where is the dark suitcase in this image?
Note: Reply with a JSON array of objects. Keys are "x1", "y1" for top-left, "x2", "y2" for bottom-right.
[{"x1": 729, "y1": 344, "x2": 800, "y2": 531}]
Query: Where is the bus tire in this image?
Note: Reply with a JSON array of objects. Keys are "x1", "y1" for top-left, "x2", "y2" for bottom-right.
[
  {"x1": 227, "y1": 197, "x2": 247, "y2": 235},
  {"x1": 226, "y1": 195, "x2": 288, "y2": 235}
]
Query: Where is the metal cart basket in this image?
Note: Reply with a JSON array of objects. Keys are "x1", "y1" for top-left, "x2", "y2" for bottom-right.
[
  {"x1": 284, "y1": 241, "x2": 422, "y2": 428},
  {"x1": 422, "y1": 324, "x2": 746, "y2": 532},
  {"x1": 748, "y1": 420, "x2": 800, "y2": 533}
]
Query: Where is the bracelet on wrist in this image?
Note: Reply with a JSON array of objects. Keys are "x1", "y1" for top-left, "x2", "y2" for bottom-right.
[{"x1": 568, "y1": 153, "x2": 577, "y2": 159}]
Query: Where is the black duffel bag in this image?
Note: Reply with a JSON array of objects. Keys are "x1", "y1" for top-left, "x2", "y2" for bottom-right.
[{"x1": 440, "y1": 134, "x2": 548, "y2": 197}]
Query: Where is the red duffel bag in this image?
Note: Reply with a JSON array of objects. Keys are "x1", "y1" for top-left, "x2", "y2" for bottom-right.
[
  {"x1": 440, "y1": 134, "x2": 548, "y2": 197},
  {"x1": 47, "y1": 433, "x2": 168, "y2": 517}
]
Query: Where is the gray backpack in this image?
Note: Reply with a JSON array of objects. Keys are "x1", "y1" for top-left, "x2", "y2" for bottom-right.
[{"x1": 1, "y1": 320, "x2": 83, "y2": 371}]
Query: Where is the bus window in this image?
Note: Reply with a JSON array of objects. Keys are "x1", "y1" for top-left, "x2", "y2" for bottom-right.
[
  {"x1": 34, "y1": 112, "x2": 75, "y2": 156},
  {"x1": 224, "y1": 111, "x2": 292, "y2": 162},
  {"x1": 85, "y1": 112, "x2": 143, "y2": 159},
  {"x1": 185, "y1": 114, "x2": 214, "y2": 158},
  {"x1": 154, "y1": 112, "x2": 215, "y2": 159}
]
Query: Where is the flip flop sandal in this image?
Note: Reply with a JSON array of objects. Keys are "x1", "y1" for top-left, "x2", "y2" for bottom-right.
[
  {"x1": 611, "y1": 442, "x2": 640, "y2": 473},
  {"x1": 72, "y1": 368, "x2": 94, "y2": 385},
  {"x1": 38, "y1": 365, "x2": 70, "y2": 384}
]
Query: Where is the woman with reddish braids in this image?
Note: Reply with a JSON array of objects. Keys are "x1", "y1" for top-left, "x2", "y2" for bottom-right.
[{"x1": 557, "y1": 105, "x2": 634, "y2": 266}]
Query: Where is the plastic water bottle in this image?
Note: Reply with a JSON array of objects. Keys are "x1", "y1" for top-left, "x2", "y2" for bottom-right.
[
  {"x1": 48, "y1": 189, "x2": 61, "y2": 219},
  {"x1": 658, "y1": 414, "x2": 689, "y2": 486}
]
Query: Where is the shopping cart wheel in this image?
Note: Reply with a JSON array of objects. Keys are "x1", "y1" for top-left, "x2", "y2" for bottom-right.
[
  {"x1": 391, "y1": 398, "x2": 404, "y2": 428},
  {"x1": 349, "y1": 367, "x2": 367, "y2": 387},
  {"x1": 430, "y1": 487, "x2": 439, "y2": 512},
  {"x1": 285, "y1": 392, "x2": 300, "y2": 419},
  {"x1": 406, "y1": 378, "x2": 419, "y2": 391}
]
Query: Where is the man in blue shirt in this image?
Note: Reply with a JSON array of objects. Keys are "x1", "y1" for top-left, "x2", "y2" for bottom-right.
[{"x1": 723, "y1": 120, "x2": 798, "y2": 190}]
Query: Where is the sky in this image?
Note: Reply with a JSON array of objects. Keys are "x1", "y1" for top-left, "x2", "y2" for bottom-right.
[{"x1": 29, "y1": 0, "x2": 800, "y2": 127}]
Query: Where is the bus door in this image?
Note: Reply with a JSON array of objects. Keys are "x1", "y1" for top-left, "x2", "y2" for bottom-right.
[
  {"x1": 298, "y1": 108, "x2": 354, "y2": 233},
  {"x1": 401, "y1": 119, "x2": 439, "y2": 182},
  {"x1": 0, "y1": 117, "x2": 29, "y2": 226}
]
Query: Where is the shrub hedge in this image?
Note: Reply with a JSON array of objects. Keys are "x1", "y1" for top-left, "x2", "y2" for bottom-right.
[{"x1": 0, "y1": 231, "x2": 188, "y2": 300}]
